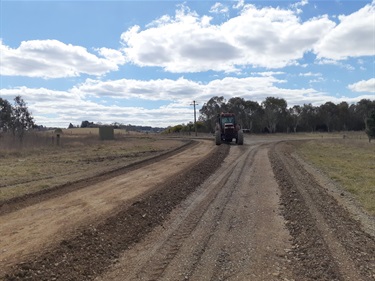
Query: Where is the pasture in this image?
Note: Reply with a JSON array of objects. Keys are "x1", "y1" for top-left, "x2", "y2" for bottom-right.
[{"x1": 296, "y1": 133, "x2": 375, "y2": 215}]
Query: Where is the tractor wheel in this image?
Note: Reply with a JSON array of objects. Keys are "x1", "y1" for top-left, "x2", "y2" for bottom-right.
[
  {"x1": 215, "y1": 130, "x2": 221, "y2": 145},
  {"x1": 237, "y1": 130, "x2": 244, "y2": 145}
]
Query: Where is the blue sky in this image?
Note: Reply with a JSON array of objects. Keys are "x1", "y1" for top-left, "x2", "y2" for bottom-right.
[{"x1": 1, "y1": 0, "x2": 374, "y2": 128}]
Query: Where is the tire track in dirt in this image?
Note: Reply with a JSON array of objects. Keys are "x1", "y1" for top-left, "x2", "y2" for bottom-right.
[
  {"x1": 270, "y1": 141, "x2": 375, "y2": 281},
  {"x1": 133, "y1": 145, "x2": 253, "y2": 281},
  {"x1": 98, "y1": 143, "x2": 294, "y2": 281},
  {"x1": 185, "y1": 144, "x2": 293, "y2": 281}
]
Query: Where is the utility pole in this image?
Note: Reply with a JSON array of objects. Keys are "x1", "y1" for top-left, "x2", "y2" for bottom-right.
[{"x1": 190, "y1": 100, "x2": 198, "y2": 136}]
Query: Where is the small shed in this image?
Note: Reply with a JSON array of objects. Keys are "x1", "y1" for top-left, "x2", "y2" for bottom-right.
[{"x1": 99, "y1": 126, "x2": 114, "y2": 140}]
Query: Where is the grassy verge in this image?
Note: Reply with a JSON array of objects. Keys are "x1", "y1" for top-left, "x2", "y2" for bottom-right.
[{"x1": 295, "y1": 138, "x2": 375, "y2": 215}]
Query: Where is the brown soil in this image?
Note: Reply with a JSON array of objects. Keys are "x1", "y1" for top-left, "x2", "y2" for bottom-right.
[{"x1": 1, "y1": 137, "x2": 374, "y2": 281}]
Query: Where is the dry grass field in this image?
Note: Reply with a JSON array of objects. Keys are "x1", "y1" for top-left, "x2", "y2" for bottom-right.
[
  {"x1": 295, "y1": 132, "x2": 375, "y2": 215},
  {"x1": 0, "y1": 129, "x2": 184, "y2": 201}
]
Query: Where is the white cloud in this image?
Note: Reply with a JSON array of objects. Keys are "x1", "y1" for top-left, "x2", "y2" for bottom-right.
[
  {"x1": 71, "y1": 75, "x2": 375, "y2": 112},
  {"x1": 251, "y1": 71, "x2": 285, "y2": 77},
  {"x1": 120, "y1": 4, "x2": 335, "y2": 72},
  {"x1": 309, "y1": 77, "x2": 326, "y2": 84},
  {"x1": 97, "y1": 48, "x2": 127, "y2": 65},
  {"x1": 209, "y1": 3, "x2": 229, "y2": 14},
  {"x1": 74, "y1": 77, "x2": 203, "y2": 107},
  {"x1": 75, "y1": 75, "x2": 303, "y2": 105},
  {"x1": 290, "y1": 0, "x2": 308, "y2": 14},
  {"x1": 348, "y1": 78, "x2": 375, "y2": 93},
  {"x1": 0, "y1": 85, "x2": 193, "y2": 127},
  {"x1": 316, "y1": 58, "x2": 356, "y2": 70},
  {"x1": 4, "y1": 74, "x2": 370, "y2": 127},
  {"x1": 314, "y1": 2, "x2": 375, "y2": 60},
  {"x1": 233, "y1": 0, "x2": 244, "y2": 10},
  {"x1": 6, "y1": 2, "x2": 370, "y2": 80},
  {"x1": 0, "y1": 40, "x2": 125, "y2": 79},
  {"x1": 291, "y1": 0, "x2": 309, "y2": 9},
  {"x1": 299, "y1": 72, "x2": 322, "y2": 77}
]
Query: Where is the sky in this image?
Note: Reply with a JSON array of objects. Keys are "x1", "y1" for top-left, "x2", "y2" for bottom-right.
[{"x1": 0, "y1": 0, "x2": 374, "y2": 128}]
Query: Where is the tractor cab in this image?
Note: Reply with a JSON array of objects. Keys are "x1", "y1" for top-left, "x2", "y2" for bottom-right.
[{"x1": 221, "y1": 116, "x2": 235, "y2": 127}]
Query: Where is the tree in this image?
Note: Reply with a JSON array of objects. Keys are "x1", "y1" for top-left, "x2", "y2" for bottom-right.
[
  {"x1": 337, "y1": 102, "x2": 350, "y2": 131},
  {"x1": 0, "y1": 98, "x2": 13, "y2": 132},
  {"x1": 197, "y1": 95, "x2": 375, "y2": 134},
  {"x1": 356, "y1": 99, "x2": 375, "y2": 131},
  {"x1": 226, "y1": 97, "x2": 247, "y2": 127},
  {"x1": 81, "y1": 120, "x2": 93, "y2": 128},
  {"x1": 319, "y1": 102, "x2": 338, "y2": 132},
  {"x1": 11, "y1": 96, "x2": 35, "y2": 141},
  {"x1": 262, "y1": 97, "x2": 287, "y2": 133},
  {"x1": 170, "y1": 124, "x2": 183, "y2": 133},
  {"x1": 289, "y1": 105, "x2": 302, "y2": 133},
  {"x1": 348, "y1": 104, "x2": 363, "y2": 131},
  {"x1": 199, "y1": 96, "x2": 226, "y2": 133},
  {"x1": 195, "y1": 121, "x2": 206, "y2": 132},
  {"x1": 301, "y1": 104, "x2": 318, "y2": 132},
  {"x1": 365, "y1": 110, "x2": 375, "y2": 142},
  {"x1": 244, "y1": 100, "x2": 262, "y2": 132}
]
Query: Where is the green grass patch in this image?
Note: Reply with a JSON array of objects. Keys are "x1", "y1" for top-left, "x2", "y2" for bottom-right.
[{"x1": 296, "y1": 138, "x2": 375, "y2": 215}]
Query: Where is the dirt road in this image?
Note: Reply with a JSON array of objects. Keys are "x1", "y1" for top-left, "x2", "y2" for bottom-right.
[
  {"x1": 96, "y1": 143, "x2": 294, "y2": 281},
  {"x1": 2, "y1": 136, "x2": 375, "y2": 280}
]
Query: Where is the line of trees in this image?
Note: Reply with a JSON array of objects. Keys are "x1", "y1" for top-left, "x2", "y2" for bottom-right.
[
  {"x1": 2, "y1": 95, "x2": 375, "y2": 142},
  {"x1": 0, "y1": 96, "x2": 35, "y2": 142},
  {"x1": 198, "y1": 96, "x2": 375, "y2": 135},
  {"x1": 366, "y1": 110, "x2": 375, "y2": 141},
  {"x1": 77, "y1": 120, "x2": 164, "y2": 133}
]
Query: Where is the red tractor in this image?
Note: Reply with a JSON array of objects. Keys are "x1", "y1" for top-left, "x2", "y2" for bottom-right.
[{"x1": 215, "y1": 112, "x2": 244, "y2": 145}]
